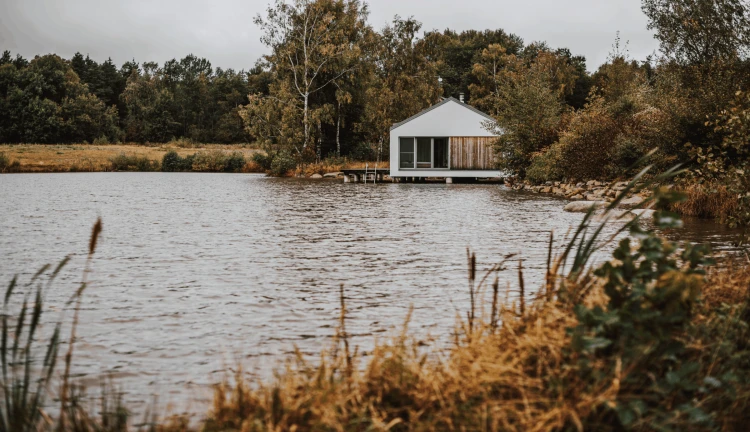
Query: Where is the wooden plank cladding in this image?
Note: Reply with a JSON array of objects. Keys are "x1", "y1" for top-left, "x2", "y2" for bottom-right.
[{"x1": 449, "y1": 137, "x2": 496, "y2": 170}]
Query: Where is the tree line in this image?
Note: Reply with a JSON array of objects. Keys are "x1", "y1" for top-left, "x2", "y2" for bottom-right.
[
  {"x1": 2, "y1": 0, "x2": 750, "y2": 188},
  {"x1": 0, "y1": 0, "x2": 594, "y2": 160},
  {"x1": 0, "y1": 50, "x2": 271, "y2": 144}
]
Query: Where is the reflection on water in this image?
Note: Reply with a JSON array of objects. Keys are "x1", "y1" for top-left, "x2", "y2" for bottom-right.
[{"x1": 0, "y1": 173, "x2": 743, "y2": 412}]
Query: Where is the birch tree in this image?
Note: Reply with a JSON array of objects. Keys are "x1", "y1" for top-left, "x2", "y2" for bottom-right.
[{"x1": 254, "y1": 0, "x2": 367, "y2": 153}]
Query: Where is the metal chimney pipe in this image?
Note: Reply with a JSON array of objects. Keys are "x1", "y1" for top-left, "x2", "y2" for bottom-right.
[{"x1": 459, "y1": 93, "x2": 465, "y2": 103}]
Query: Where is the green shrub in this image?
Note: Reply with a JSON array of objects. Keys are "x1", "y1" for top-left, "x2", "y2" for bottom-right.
[
  {"x1": 168, "y1": 137, "x2": 199, "y2": 148},
  {"x1": 556, "y1": 98, "x2": 620, "y2": 181},
  {"x1": 609, "y1": 135, "x2": 645, "y2": 175},
  {"x1": 109, "y1": 153, "x2": 159, "y2": 171},
  {"x1": 269, "y1": 151, "x2": 296, "y2": 176},
  {"x1": 348, "y1": 142, "x2": 375, "y2": 160},
  {"x1": 223, "y1": 151, "x2": 246, "y2": 172},
  {"x1": 182, "y1": 153, "x2": 196, "y2": 171},
  {"x1": 526, "y1": 144, "x2": 565, "y2": 184},
  {"x1": 161, "y1": 150, "x2": 183, "y2": 172},
  {"x1": 92, "y1": 135, "x2": 110, "y2": 145},
  {"x1": 252, "y1": 152, "x2": 273, "y2": 171},
  {"x1": 0, "y1": 152, "x2": 9, "y2": 172},
  {"x1": 192, "y1": 150, "x2": 226, "y2": 172}
]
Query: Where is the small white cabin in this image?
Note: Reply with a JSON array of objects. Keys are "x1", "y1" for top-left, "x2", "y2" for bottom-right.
[{"x1": 389, "y1": 97, "x2": 501, "y2": 182}]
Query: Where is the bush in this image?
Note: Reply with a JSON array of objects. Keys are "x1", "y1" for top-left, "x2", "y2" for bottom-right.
[
  {"x1": 269, "y1": 151, "x2": 297, "y2": 176},
  {"x1": 526, "y1": 144, "x2": 565, "y2": 184},
  {"x1": 161, "y1": 150, "x2": 182, "y2": 172},
  {"x1": 168, "y1": 137, "x2": 199, "y2": 148},
  {"x1": 0, "y1": 152, "x2": 9, "y2": 172},
  {"x1": 191, "y1": 150, "x2": 226, "y2": 172},
  {"x1": 92, "y1": 135, "x2": 110, "y2": 145},
  {"x1": 348, "y1": 142, "x2": 375, "y2": 161},
  {"x1": 223, "y1": 151, "x2": 246, "y2": 172},
  {"x1": 252, "y1": 152, "x2": 273, "y2": 171},
  {"x1": 556, "y1": 97, "x2": 620, "y2": 181},
  {"x1": 109, "y1": 153, "x2": 159, "y2": 171}
]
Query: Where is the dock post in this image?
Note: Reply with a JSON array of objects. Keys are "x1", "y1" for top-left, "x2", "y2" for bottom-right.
[
  {"x1": 353, "y1": 174, "x2": 359, "y2": 182},
  {"x1": 344, "y1": 174, "x2": 350, "y2": 183},
  {"x1": 445, "y1": 177, "x2": 453, "y2": 184}
]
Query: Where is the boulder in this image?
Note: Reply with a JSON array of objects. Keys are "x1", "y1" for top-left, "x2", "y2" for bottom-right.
[
  {"x1": 564, "y1": 201, "x2": 608, "y2": 212},
  {"x1": 628, "y1": 209, "x2": 655, "y2": 219},
  {"x1": 618, "y1": 195, "x2": 645, "y2": 209},
  {"x1": 323, "y1": 171, "x2": 343, "y2": 178},
  {"x1": 570, "y1": 194, "x2": 585, "y2": 200},
  {"x1": 310, "y1": 173, "x2": 323, "y2": 179}
]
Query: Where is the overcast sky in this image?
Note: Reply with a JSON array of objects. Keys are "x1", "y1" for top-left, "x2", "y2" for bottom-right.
[{"x1": 0, "y1": 0, "x2": 659, "y2": 72}]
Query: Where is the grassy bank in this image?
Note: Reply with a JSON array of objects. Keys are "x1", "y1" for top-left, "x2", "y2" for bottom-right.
[
  {"x1": 4, "y1": 174, "x2": 750, "y2": 431},
  {"x1": 0, "y1": 144, "x2": 387, "y2": 177},
  {"x1": 0, "y1": 144, "x2": 261, "y2": 173}
]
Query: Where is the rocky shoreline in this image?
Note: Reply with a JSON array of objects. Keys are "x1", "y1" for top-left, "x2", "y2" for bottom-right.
[{"x1": 509, "y1": 179, "x2": 649, "y2": 206}]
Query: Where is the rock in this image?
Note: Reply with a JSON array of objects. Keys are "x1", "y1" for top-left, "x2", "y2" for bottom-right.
[
  {"x1": 570, "y1": 194, "x2": 585, "y2": 200},
  {"x1": 541, "y1": 187, "x2": 552, "y2": 194},
  {"x1": 545, "y1": 181, "x2": 553, "y2": 186},
  {"x1": 585, "y1": 194, "x2": 600, "y2": 201},
  {"x1": 310, "y1": 173, "x2": 323, "y2": 179},
  {"x1": 564, "y1": 201, "x2": 608, "y2": 212},
  {"x1": 618, "y1": 195, "x2": 644, "y2": 209},
  {"x1": 576, "y1": 182, "x2": 585, "y2": 188},
  {"x1": 323, "y1": 171, "x2": 343, "y2": 178},
  {"x1": 628, "y1": 209, "x2": 655, "y2": 219},
  {"x1": 587, "y1": 180, "x2": 597, "y2": 186}
]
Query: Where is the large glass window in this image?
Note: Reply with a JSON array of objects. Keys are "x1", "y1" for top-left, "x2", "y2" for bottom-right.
[
  {"x1": 399, "y1": 137, "x2": 449, "y2": 169},
  {"x1": 416, "y1": 138, "x2": 432, "y2": 168},
  {"x1": 434, "y1": 138, "x2": 448, "y2": 168},
  {"x1": 399, "y1": 138, "x2": 414, "y2": 169}
]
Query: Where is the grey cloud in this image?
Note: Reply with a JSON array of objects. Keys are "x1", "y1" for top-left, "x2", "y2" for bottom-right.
[{"x1": 0, "y1": 0, "x2": 658, "y2": 71}]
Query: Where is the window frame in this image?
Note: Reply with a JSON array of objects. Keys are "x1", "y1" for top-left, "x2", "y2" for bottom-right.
[{"x1": 398, "y1": 137, "x2": 450, "y2": 170}]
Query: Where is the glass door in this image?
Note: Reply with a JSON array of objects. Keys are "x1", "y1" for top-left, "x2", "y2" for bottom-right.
[{"x1": 416, "y1": 138, "x2": 432, "y2": 168}]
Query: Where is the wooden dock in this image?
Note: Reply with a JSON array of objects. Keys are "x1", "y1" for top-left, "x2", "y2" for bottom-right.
[{"x1": 341, "y1": 169, "x2": 388, "y2": 183}]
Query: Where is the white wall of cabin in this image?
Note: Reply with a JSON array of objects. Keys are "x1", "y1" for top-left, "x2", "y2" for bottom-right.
[{"x1": 389, "y1": 99, "x2": 501, "y2": 178}]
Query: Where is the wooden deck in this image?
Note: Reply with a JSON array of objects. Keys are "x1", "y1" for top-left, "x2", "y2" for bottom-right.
[{"x1": 341, "y1": 169, "x2": 388, "y2": 183}]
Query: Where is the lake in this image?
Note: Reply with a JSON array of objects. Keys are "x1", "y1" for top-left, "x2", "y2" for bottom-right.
[{"x1": 0, "y1": 173, "x2": 741, "y2": 414}]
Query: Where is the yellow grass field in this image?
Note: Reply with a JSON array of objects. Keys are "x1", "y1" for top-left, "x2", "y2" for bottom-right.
[{"x1": 0, "y1": 144, "x2": 261, "y2": 173}]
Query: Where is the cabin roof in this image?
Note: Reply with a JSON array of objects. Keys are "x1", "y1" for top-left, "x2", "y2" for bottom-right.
[{"x1": 390, "y1": 97, "x2": 495, "y2": 131}]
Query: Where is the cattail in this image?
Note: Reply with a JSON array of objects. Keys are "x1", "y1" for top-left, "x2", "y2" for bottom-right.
[
  {"x1": 546, "y1": 231, "x2": 554, "y2": 300},
  {"x1": 490, "y1": 277, "x2": 499, "y2": 332},
  {"x1": 518, "y1": 260, "x2": 525, "y2": 316},
  {"x1": 89, "y1": 217, "x2": 102, "y2": 256}
]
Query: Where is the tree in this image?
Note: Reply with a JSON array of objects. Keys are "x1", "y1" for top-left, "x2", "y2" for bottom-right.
[
  {"x1": 642, "y1": 0, "x2": 750, "y2": 64},
  {"x1": 0, "y1": 54, "x2": 120, "y2": 143},
  {"x1": 358, "y1": 17, "x2": 443, "y2": 154},
  {"x1": 254, "y1": 0, "x2": 368, "y2": 153},
  {"x1": 420, "y1": 29, "x2": 524, "y2": 101}
]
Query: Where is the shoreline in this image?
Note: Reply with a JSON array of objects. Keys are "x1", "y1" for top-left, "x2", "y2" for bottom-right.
[{"x1": 0, "y1": 143, "x2": 261, "y2": 173}]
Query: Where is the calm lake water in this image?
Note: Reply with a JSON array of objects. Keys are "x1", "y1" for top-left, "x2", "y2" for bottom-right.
[{"x1": 0, "y1": 173, "x2": 742, "y2": 414}]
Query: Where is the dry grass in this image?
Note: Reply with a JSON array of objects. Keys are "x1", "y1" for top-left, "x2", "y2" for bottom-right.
[
  {"x1": 201, "y1": 271, "x2": 608, "y2": 431},
  {"x1": 671, "y1": 182, "x2": 738, "y2": 221},
  {"x1": 293, "y1": 160, "x2": 390, "y2": 177},
  {"x1": 0, "y1": 144, "x2": 260, "y2": 173}
]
